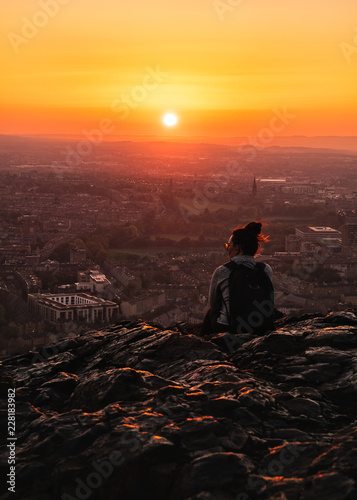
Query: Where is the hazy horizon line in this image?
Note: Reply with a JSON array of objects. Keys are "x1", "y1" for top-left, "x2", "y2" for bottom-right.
[{"x1": 2, "y1": 133, "x2": 356, "y2": 139}]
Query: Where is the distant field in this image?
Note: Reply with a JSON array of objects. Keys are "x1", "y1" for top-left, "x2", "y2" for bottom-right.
[
  {"x1": 266, "y1": 217, "x2": 313, "y2": 223},
  {"x1": 178, "y1": 198, "x2": 238, "y2": 212},
  {"x1": 109, "y1": 248, "x2": 198, "y2": 259},
  {"x1": 160, "y1": 234, "x2": 200, "y2": 241},
  {"x1": 178, "y1": 200, "x2": 318, "y2": 222},
  {"x1": 107, "y1": 215, "x2": 316, "y2": 260},
  {"x1": 205, "y1": 201, "x2": 239, "y2": 211}
]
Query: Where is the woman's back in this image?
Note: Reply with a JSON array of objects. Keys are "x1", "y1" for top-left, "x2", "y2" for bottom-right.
[{"x1": 203, "y1": 221, "x2": 275, "y2": 336}]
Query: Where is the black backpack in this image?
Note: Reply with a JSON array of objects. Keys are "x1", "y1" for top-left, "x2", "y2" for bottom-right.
[{"x1": 224, "y1": 261, "x2": 275, "y2": 335}]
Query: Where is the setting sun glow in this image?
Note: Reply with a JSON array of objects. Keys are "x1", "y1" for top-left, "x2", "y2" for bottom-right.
[
  {"x1": 163, "y1": 113, "x2": 178, "y2": 127},
  {"x1": 1, "y1": 1, "x2": 356, "y2": 137}
]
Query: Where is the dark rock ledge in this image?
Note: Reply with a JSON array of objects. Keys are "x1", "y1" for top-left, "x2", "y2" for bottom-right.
[{"x1": 1, "y1": 311, "x2": 357, "y2": 500}]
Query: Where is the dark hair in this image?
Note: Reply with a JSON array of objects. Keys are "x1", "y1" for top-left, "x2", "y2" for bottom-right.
[{"x1": 231, "y1": 221, "x2": 268, "y2": 256}]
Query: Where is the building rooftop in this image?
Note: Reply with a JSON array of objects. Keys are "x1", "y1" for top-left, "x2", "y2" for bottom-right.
[
  {"x1": 259, "y1": 178, "x2": 286, "y2": 183},
  {"x1": 297, "y1": 226, "x2": 341, "y2": 235},
  {"x1": 29, "y1": 292, "x2": 117, "y2": 309},
  {"x1": 309, "y1": 226, "x2": 340, "y2": 233}
]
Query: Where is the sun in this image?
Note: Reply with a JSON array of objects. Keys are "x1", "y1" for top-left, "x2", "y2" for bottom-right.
[{"x1": 162, "y1": 112, "x2": 178, "y2": 127}]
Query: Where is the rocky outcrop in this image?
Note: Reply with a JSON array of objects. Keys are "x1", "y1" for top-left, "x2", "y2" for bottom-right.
[{"x1": 1, "y1": 311, "x2": 357, "y2": 499}]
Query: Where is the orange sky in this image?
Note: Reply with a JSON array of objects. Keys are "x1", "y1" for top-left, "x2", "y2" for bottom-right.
[{"x1": 1, "y1": 0, "x2": 357, "y2": 138}]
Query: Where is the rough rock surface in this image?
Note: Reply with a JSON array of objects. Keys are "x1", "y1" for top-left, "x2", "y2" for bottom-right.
[{"x1": 1, "y1": 311, "x2": 357, "y2": 499}]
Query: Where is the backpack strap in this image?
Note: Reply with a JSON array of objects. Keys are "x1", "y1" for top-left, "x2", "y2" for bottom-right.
[
  {"x1": 224, "y1": 260, "x2": 237, "y2": 270},
  {"x1": 255, "y1": 262, "x2": 266, "y2": 271}
]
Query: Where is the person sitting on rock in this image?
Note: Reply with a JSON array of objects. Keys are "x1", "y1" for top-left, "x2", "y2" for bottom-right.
[{"x1": 201, "y1": 221, "x2": 275, "y2": 336}]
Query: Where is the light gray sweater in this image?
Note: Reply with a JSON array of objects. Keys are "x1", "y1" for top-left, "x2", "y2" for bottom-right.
[{"x1": 208, "y1": 255, "x2": 273, "y2": 326}]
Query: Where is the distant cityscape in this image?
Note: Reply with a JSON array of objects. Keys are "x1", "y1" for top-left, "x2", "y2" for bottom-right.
[{"x1": 1, "y1": 137, "x2": 357, "y2": 355}]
